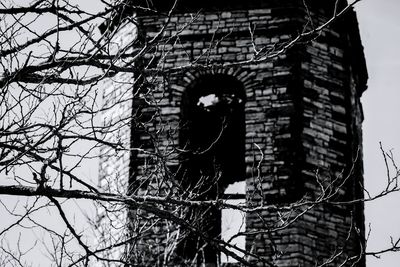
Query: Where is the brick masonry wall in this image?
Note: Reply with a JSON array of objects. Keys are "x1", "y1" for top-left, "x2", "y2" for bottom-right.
[
  {"x1": 97, "y1": 21, "x2": 137, "y2": 261},
  {"x1": 99, "y1": 0, "x2": 367, "y2": 266}
]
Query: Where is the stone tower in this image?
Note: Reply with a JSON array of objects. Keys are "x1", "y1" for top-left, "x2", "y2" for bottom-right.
[{"x1": 99, "y1": 0, "x2": 368, "y2": 266}]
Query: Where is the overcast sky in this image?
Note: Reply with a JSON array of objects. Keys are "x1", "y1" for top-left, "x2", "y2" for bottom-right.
[
  {"x1": 1, "y1": 1, "x2": 400, "y2": 266},
  {"x1": 357, "y1": 0, "x2": 400, "y2": 266}
]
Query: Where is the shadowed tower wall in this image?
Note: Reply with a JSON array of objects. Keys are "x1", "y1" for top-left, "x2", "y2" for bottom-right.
[{"x1": 99, "y1": 0, "x2": 368, "y2": 266}]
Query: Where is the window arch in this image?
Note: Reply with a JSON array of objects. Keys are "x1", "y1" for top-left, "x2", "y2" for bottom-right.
[
  {"x1": 180, "y1": 74, "x2": 246, "y2": 191},
  {"x1": 177, "y1": 74, "x2": 246, "y2": 265}
]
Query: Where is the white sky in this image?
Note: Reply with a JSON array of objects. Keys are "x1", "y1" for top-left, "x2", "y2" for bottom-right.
[
  {"x1": 357, "y1": 0, "x2": 400, "y2": 266},
  {"x1": 1, "y1": 1, "x2": 400, "y2": 266}
]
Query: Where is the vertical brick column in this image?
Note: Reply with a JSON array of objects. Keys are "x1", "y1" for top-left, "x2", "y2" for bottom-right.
[{"x1": 98, "y1": 0, "x2": 367, "y2": 265}]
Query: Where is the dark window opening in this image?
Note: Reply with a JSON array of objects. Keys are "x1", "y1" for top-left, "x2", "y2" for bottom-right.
[{"x1": 177, "y1": 74, "x2": 246, "y2": 265}]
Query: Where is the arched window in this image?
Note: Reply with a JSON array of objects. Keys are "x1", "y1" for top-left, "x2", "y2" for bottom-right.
[{"x1": 178, "y1": 74, "x2": 246, "y2": 265}]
